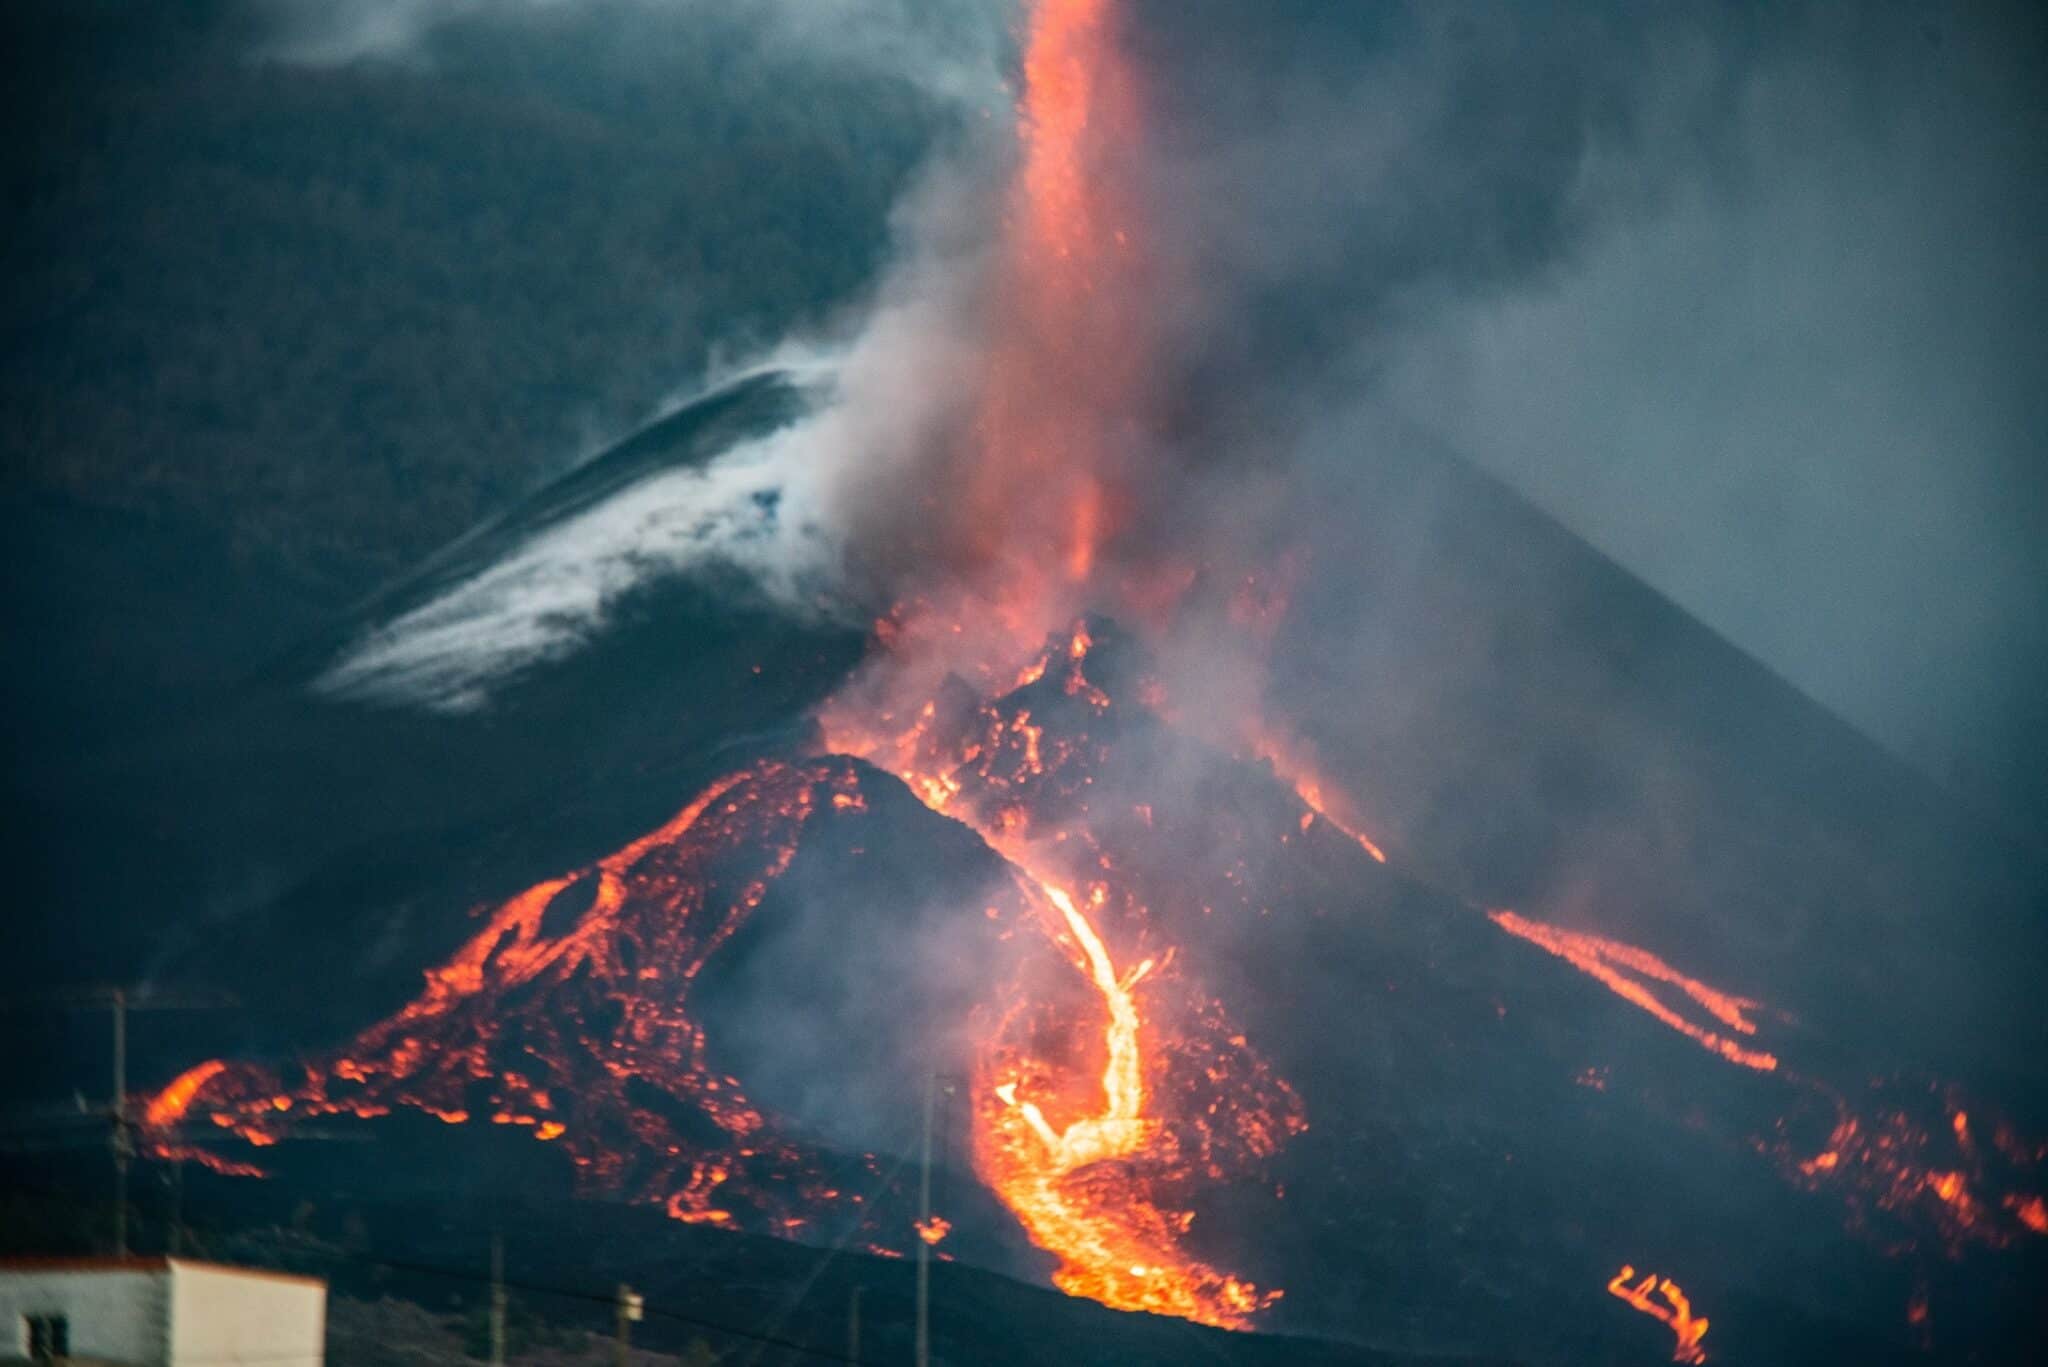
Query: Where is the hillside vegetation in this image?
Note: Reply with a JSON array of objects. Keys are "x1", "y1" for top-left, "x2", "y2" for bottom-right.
[{"x1": 3, "y1": 0, "x2": 948, "y2": 592}]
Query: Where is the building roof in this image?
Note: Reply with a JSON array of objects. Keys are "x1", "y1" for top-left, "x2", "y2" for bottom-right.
[{"x1": 0, "y1": 1256, "x2": 325, "y2": 1289}]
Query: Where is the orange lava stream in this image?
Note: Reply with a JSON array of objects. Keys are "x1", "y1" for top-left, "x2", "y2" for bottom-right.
[
  {"x1": 1485, "y1": 907, "x2": 2048, "y2": 1252},
  {"x1": 138, "y1": 761, "x2": 889, "y2": 1236},
  {"x1": 143, "y1": 1059, "x2": 229, "y2": 1130},
  {"x1": 815, "y1": 0, "x2": 1295, "y2": 1311},
  {"x1": 1488, "y1": 909, "x2": 1778, "y2": 1071},
  {"x1": 141, "y1": 1059, "x2": 269, "y2": 1177},
  {"x1": 1246, "y1": 724, "x2": 1387, "y2": 862},
  {"x1": 820, "y1": 621, "x2": 1295, "y2": 1327},
  {"x1": 977, "y1": 873, "x2": 1275, "y2": 1326},
  {"x1": 813, "y1": 749, "x2": 1286, "y2": 1323},
  {"x1": 1607, "y1": 1265, "x2": 1709, "y2": 1363},
  {"x1": 1006, "y1": 882, "x2": 1151, "y2": 1168}
]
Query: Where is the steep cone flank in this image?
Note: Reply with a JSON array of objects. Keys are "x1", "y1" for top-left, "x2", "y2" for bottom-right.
[{"x1": 151, "y1": 617, "x2": 2046, "y2": 1360}]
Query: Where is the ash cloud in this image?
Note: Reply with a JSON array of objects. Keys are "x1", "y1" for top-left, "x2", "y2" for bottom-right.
[
  {"x1": 1109, "y1": 1, "x2": 2048, "y2": 830},
  {"x1": 795, "y1": 0, "x2": 2048, "y2": 1070},
  {"x1": 1373, "y1": 17, "x2": 2048, "y2": 826},
  {"x1": 333, "y1": 2, "x2": 2045, "y2": 834},
  {"x1": 310, "y1": 142, "x2": 1009, "y2": 710},
  {"x1": 250, "y1": 0, "x2": 1014, "y2": 106},
  {"x1": 315, "y1": 370, "x2": 848, "y2": 711}
]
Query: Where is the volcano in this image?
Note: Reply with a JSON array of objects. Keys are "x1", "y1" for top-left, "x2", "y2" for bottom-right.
[
  {"x1": 20, "y1": 1, "x2": 2044, "y2": 1362},
  {"x1": 122, "y1": 387, "x2": 2048, "y2": 1356}
]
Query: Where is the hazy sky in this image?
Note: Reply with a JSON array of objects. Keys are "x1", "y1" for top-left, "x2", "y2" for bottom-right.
[
  {"x1": 1108, "y1": 0, "x2": 2048, "y2": 829},
  {"x1": 261, "y1": 0, "x2": 2048, "y2": 828},
  {"x1": 1376, "y1": 3, "x2": 2046, "y2": 825}
]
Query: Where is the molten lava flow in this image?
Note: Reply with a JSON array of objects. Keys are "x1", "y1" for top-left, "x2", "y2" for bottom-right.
[
  {"x1": 1245, "y1": 724, "x2": 1387, "y2": 863},
  {"x1": 975, "y1": 874, "x2": 1278, "y2": 1325},
  {"x1": 1488, "y1": 910, "x2": 1778, "y2": 1071},
  {"x1": 139, "y1": 760, "x2": 900, "y2": 1240},
  {"x1": 814, "y1": 13, "x2": 1299, "y2": 1246},
  {"x1": 1481, "y1": 906, "x2": 2048, "y2": 1255},
  {"x1": 803, "y1": 0, "x2": 1315, "y2": 1313},
  {"x1": 1607, "y1": 1265, "x2": 1709, "y2": 1364},
  {"x1": 136, "y1": 1060, "x2": 270, "y2": 1177},
  {"x1": 1010, "y1": 882, "x2": 1152, "y2": 1168},
  {"x1": 823, "y1": 620, "x2": 1303, "y2": 1327},
  {"x1": 1770, "y1": 1080, "x2": 2048, "y2": 1254},
  {"x1": 1218, "y1": 699, "x2": 2048, "y2": 1265},
  {"x1": 144, "y1": 1060, "x2": 230, "y2": 1130}
]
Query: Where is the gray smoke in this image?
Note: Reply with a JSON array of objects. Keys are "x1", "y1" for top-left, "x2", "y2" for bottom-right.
[
  {"x1": 1109, "y1": 0, "x2": 2047, "y2": 831},
  {"x1": 321, "y1": 0, "x2": 2046, "y2": 835},
  {"x1": 250, "y1": 0, "x2": 1014, "y2": 107}
]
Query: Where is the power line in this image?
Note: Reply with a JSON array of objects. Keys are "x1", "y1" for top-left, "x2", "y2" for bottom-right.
[
  {"x1": 1, "y1": 984, "x2": 238, "y2": 1258},
  {"x1": 732, "y1": 1120, "x2": 926, "y2": 1367},
  {"x1": 159, "y1": 1222, "x2": 888, "y2": 1367},
  {"x1": 354, "y1": 1250, "x2": 878, "y2": 1365}
]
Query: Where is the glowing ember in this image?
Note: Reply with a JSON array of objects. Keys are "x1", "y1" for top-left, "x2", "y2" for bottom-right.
[
  {"x1": 915, "y1": 1215, "x2": 952, "y2": 1246},
  {"x1": 1607, "y1": 1265, "x2": 1709, "y2": 1364},
  {"x1": 1770, "y1": 1082, "x2": 2048, "y2": 1254},
  {"x1": 143, "y1": 1059, "x2": 230, "y2": 1131}
]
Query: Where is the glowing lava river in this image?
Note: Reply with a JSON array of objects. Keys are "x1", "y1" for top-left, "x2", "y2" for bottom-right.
[
  {"x1": 145, "y1": 625, "x2": 1309, "y2": 1327},
  {"x1": 141, "y1": 612, "x2": 2048, "y2": 1349}
]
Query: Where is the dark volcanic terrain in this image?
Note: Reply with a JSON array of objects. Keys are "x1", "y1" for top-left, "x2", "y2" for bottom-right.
[{"x1": 6, "y1": 373, "x2": 2045, "y2": 1365}]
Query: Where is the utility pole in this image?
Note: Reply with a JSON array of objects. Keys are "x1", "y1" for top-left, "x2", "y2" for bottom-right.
[
  {"x1": 614, "y1": 1283, "x2": 642, "y2": 1367},
  {"x1": 111, "y1": 988, "x2": 130, "y2": 1258},
  {"x1": 2, "y1": 984, "x2": 237, "y2": 1258},
  {"x1": 915, "y1": 1073, "x2": 934, "y2": 1367},
  {"x1": 489, "y1": 1232, "x2": 507, "y2": 1367},
  {"x1": 846, "y1": 1285, "x2": 861, "y2": 1365},
  {"x1": 913, "y1": 1072, "x2": 962, "y2": 1367},
  {"x1": 163, "y1": 1158, "x2": 184, "y2": 1255}
]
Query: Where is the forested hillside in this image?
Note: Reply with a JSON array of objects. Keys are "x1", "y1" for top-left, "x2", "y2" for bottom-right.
[{"x1": 4, "y1": 0, "x2": 950, "y2": 592}]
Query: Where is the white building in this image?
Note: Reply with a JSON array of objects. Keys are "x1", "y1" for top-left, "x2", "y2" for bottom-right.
[{"x1": 0, "y1": 1258, "x2": 324, "y2": 1366}]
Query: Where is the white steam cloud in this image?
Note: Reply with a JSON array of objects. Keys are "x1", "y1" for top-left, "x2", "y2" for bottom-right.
[
  {"x1": 317, "y1": 375, "x2": 843, "y2": 711},
  {"x1": 316, "y1": 154, "x2": 1000, "y2": 712},
  {"x1": 252, "y1": 0, "x2": 1013, "y2": 107}
]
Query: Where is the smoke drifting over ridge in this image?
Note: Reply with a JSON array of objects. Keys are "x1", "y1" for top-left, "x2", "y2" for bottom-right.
[
  {"x1": 1368, "y1": 4, "x2": 2048, "y2": 828},
  {"x1": 322, "y1": 0, "x2": 2044, "y2": 832},
  {"x1": 252, "y1": 0, "x2": 1010, "y2": 92},
  {"x1": 316, "y1": 378, "x2": 844, "y2": 712},
  {"x1": 791, "y1": 0, "x2": 2045, "y2": 832}
]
